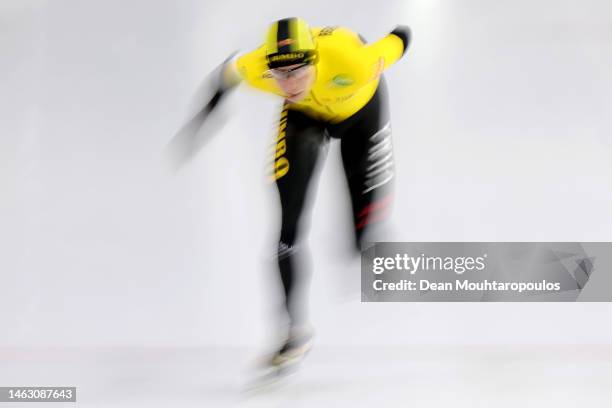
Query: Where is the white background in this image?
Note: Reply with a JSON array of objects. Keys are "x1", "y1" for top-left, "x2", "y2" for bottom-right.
[{"x1": 2, "y1": 0, "x2": 612, "y2": 349}]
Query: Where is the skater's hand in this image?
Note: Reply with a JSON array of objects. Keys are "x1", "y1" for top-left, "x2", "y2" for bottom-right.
[
  {"x1": 390, "y1": 25, "x2": 411, "y2": 55},
  {"x1": 163, "y1": 101, "x2": 228, "y2": 171}
]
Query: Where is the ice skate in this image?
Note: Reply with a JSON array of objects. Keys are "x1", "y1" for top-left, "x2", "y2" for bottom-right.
[{"x1": 246, "y1": 326, "x2": 314, "y2": 391}]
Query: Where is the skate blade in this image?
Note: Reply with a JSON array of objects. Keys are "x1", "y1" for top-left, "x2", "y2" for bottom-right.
[{"x1": 244, "y1": 365, "x2": 297, "y2": 394}]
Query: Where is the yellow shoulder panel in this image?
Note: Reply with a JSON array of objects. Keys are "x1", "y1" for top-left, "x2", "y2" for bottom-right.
[{"x1": 361, "y1": 33, "x2": 404, "y2": 71}]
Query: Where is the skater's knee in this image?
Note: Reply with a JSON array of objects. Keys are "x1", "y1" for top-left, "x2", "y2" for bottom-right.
[{"x1": 277, "y1": 239, "x2": 298, "y2": 260}]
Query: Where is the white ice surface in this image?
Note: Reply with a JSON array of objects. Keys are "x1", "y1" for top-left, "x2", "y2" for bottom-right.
[{"x1": 1, "y1": 346, "x2": 611, "y2": 407}]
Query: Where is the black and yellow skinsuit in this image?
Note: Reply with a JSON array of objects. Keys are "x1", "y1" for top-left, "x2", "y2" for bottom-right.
[
  {"x1": 234, "y1": 25, "x2": 406, "y2": 123},
  {"x1": 213, "y1": 19, "x2": 410, "y2": 327}
]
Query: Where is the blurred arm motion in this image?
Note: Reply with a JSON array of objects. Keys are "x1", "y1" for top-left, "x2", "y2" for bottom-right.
[
  {"x1": 361, "y1": 25, "x2": 411, "y2": 76},
  {"x1": 165, "y1": 54, "x2": 243, "y2": 169}
]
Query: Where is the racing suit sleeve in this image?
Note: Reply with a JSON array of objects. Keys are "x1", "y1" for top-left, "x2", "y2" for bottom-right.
[
  {"x1": 362, "y1": 25, "x2": 411, "y2": 72},
  {"x1": 206, "y1": 53, "x2": 242, "y2": 111}
]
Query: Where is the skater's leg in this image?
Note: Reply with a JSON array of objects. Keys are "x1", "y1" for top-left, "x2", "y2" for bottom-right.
[
  {"x1": 272, "y1": 104, "x2": 327, "y2": 328},
  {"x1": 339, "y1": 81, "x2": 395, "y2": 251}
]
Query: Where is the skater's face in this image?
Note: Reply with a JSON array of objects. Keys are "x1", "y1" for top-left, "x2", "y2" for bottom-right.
[{"x1": 270, "y1": 63, "x2": 316, "y2": 103}]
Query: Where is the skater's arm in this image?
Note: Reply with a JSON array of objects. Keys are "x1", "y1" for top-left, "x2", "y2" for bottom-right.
[
  {"x1": 164, "y1": 53, "x2": 242, "y2": 169},
  {"x1": 362, "y1": 25, "x2": 411, "y2": 71},
  {"x1": 203, "y1": 53, "x2": 243, "y2": 114},
  {"x1": 178, "y1": 53, "x2": 243, "y2": 132}
]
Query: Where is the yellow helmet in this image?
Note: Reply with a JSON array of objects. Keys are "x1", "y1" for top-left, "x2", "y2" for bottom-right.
[{"x1": 265, "y1": 17, "x2": 318, "y2": 69}]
